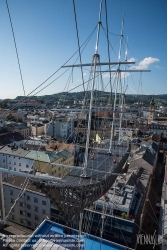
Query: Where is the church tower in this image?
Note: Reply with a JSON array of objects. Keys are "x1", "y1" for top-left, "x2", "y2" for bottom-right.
[{"x1": 148, "y1": 96, "x2": 155, "y2": 123}]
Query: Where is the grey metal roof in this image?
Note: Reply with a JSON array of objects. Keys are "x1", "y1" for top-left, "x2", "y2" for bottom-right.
[
  {"x1": 127, "y1": 150, "x2": 154, "y2": 191},
  {"x1": 24, "y1": 140, "x2": 47, "y2": 146},
  {"x1": 0, "y1": 146, "x2": 28, "y2": 157},
  {"x1": 61, "y1": 144, "x2": 129, "y2": 186},
  {"x1": 3, "y1": 175, "x2": 47, "y2": 196},
  {"x1": 152, "y1": 141, "x2": 159, "y2": 152}
]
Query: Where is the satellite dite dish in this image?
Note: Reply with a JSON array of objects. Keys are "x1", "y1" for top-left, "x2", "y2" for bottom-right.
[{"x1": 156, "y1": 203, "x2": 161, "y2": 207}]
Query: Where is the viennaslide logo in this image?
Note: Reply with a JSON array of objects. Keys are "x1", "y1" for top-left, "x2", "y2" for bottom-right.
[{"x1": 137, "y1": 231, "x2": 167, "y2": 249}]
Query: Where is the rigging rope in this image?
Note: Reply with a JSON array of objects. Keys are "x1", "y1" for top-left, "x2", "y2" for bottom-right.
[
  {"x1": 101, "y1": 25, "x2": 119, "y2": 58},
  {"x1": 0, "y1": 24, "x2": 98, "y2": 119},
  {"x1": 5, "y1": 0, "x2": 26, "y2": 97},
  {"x1": 72, "y1": 0, "x2": 85, "y2": 94},
  {"x1": 104, "y1": 0, "x2": 112, "y2": 105}
]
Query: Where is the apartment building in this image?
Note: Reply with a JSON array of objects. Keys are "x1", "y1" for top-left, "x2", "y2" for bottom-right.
[
  {"x1": 30, "y1": 123, "x2": 45, "y2": 137},
  {"x1": 0, "y1": 146, "x2": 34, "y2": 180},
  {"x1": 3, "y1": 176, "x2": 50, "y2": 230},
  {"x1": 25, "y1": 149, "x2": 74, "y2": 178},
  {"x1": 14, "y1": 123, "x2": 30, "y2": 139},
  {"x1": 45, "y1": 118, "x2": 74, "y2": 141},
  {"x1": 0, "y1": 142, "x2": 74, "y2": 180},
  {"x1": 147, "y1": 122, "x2": 167, "y2": 138},
  {"x1": 0, "y1": 131, "x2": 24, "y2": 146},
  {"x1": 5, "y1": 122, "x2": 30, "y2": 139}
]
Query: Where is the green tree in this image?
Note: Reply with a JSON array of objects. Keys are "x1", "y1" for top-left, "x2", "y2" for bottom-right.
[
  {"x1": 17, "y1": 118, "x2": 23, "y2": 123},
  {"x1": 121, "y1": 212, "x2": 128, "y2": 219},
  {"x1": 0, "y1": 99, "x2": 8, "y2": 108},
  {"x1": 6, "y1": 114, "x2": 16, "y2": 122}
]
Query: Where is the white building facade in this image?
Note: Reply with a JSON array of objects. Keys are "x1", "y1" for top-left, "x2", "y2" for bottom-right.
[
  {"x1": 0, "y1": 147, "x2": 34, "y2": 180},
  {"x1": 45, "y1": 119, "x2": 74, "y2": 140},
  {"x1": 147, "y1": 123, "x2": 167, "y2": 138},
  {"x1": 3, "y1": 179, "x2": 50, "y2": 230}
]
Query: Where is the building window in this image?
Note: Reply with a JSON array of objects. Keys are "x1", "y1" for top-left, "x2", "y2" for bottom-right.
[
  {"x1": 10, "y1": 198, "x2": 14, "y2": 204},
  {"x1": 20, "y1": 210, "x2": 24, "y2": 215},
  {"x1": 27, "y1": 212, "x2": 31, "y2": 218},
  {"x1": 34, "y1": 197, "x2": 38, "y2": 203},
  {"x1": 27, "y1": 221, "x2": 31, "y2": 227},
  {"x1": 34, "y1": 206, "x2": 38, "y2": 212},
  {"x1": 14, "y1": 162, "x2": 16, "y2": 165},
  {"x1": 27, "y1": 204, "x2": 31, "y2": 209},
  {"x1": 20, "y1": 218, "x2": 24, "y2": 224},
  {"x1": 3, "y1": 159, "x2": 5, "y2": 163},
  {"x1": 35, "y1": 215, "x2": 38, "y2": 221},
  {"x1": 14, "y1": 168, "x2": 16, "y2": 171},
  {"x1": 42, "y1": 209, "x2": 46, "y2": 214},
  {"x1": 19, "y1": 163, "x2": 21, "y2": 166},
  {"x1": 42, "y1": 200, "x2": 46, "y2": 206},
  {"x1": 19, "y1": 202, "x2": 24, "y2": 207},
  {"x1": 26, "y1": 165, "x2": 29, "y2": 168},
  {"x1": 9, "y1": 161, "x2": 11, "y2": 164},
  {"x1": 10, "y1": 190, "x2": 13, "y2": 195},
  {"x1": 27, "y1": 195, "x2": 30, "y2": 201},
  {"x1": 11, "y1": 215, "x2": 15, "y2": 220}
]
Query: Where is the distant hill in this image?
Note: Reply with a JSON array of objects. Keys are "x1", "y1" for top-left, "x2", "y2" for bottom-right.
[{"x1": 14, "y1": 91, "x2": 167, "y2": 107}]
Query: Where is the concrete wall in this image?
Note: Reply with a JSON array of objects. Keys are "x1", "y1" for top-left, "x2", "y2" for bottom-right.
[{"x1": 3, "y1": 184, "x2": 50, "y2": 230}]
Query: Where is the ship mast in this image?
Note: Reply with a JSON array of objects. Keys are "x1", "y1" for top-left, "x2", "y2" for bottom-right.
[
  {"x1": 109, "y1": 14, "x2": 124, "y2": 153},
  {"x1": 81, "y1": 0, "x2": 103, "y2": 177},
  {"x1": 61, "y1": 9, "x2": 148, "y2": 179},
  {"x1": 118, "y1": 36, "x2": 128, "y2": 143}
]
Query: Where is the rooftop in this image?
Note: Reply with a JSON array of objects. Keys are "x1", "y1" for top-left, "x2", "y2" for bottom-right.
[
  {"x1": 0, "y1": 128, "x2": 8, "y2": 135},
  {"x1": 0, "y1": 132, "x2": 24, "y2": 146},
  {"x1": 25, "y1": 150, "x2": 60, "y2": 163},
  {"x1": 94, "y1": 179, "x2": 137, "y2": 215},
  {"x1": 25, "y1": 149, "x2": 71, "y2": 163},
  {"x1": 46, "y1": 141, "x2": 75, "y2": 152},
  {"x1": 3, "y1": 176, "x2": 48, "y2": 196},
  {"x1": 20, "y1": 219, "x2": 127, "y2": 250},
  {"x1": 24, "y1": 139, "x2": 47, "y2": 147},
  {"x1": 126, "y1": 148, "x2": 154, "y2": 190},
  {"x1": 0, "y1": 146, "x2": 29, "y2": 158},
  {"x1": 17, "y1": 123, "x2": 29, "y2": 129},
  {"x1": 0, "y1": 220, "x2": 33, "y2": 250},
  {"x1": 62, "y1": 140, "x2": 129, "y2": 185}
]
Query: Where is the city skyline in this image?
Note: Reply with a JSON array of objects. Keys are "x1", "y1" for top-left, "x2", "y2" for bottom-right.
[{"x1": 0, "y1": 0, "x2": 166, "y2": 99}]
